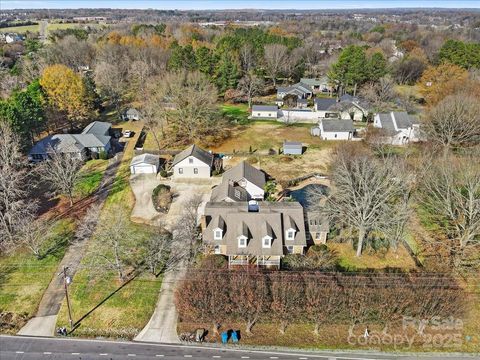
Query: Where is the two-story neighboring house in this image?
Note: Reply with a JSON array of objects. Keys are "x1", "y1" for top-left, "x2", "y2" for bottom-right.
[
  {"x1": 210, "y1": 161, "x2": 266, "y2": 202},
  {"x1": 28, "y1": 121, "x2": 112, "y2": 162},
  {"x1": 373, "y1": 112, "x2": 421, "y2": 145},
  {"x1": 202, "y1": 201, "x2": 307, "y2": 269},
  {"x1": 172, "y1": 144, "x2": 214, "y2": 179}
]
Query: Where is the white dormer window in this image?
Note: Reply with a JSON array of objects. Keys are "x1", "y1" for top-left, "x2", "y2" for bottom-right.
[
  {"x1": 189, "y1": 158, "x2": 193, "y2": 164},
  {"x1": 286, "y1": 229, "x2": 295, "y2": 240},
  {"x1": 262, "y1": 236, "x2": 272, "y2": 248},
  {"x1": 214, "y1": 229, "x2": 222, "y2": 240},
  {"x1": 214, "y1": 245, "x2": 220, "y2": 254},
  {"x1": 238, "y1": 236, "x2": 247, "y2": 248}
]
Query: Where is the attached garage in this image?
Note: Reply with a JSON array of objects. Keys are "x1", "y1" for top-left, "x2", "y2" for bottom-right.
[{"x1": 130, "y1": 153, "x2": 159, "y2": 174}]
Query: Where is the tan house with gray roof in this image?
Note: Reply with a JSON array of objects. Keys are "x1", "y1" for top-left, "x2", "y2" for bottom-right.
[
  {"x1": 202, "y1": 201, "x2": 307, "y2": 269},
  {"x1": 172, "y1": 144, "x2": 214, "y2": 179}
]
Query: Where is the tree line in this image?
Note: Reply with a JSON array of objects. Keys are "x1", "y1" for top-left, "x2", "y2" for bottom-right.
[{"x1": 175, "y1": 266, "x2": 466, "y2": 336}]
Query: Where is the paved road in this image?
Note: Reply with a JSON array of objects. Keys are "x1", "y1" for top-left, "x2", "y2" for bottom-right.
[
  {"x1": 18, "y1": 153, "x2": 124, "y2": 337},
  {"x1": 1, "y1": 336, "x2": 477, "y2": 360}
]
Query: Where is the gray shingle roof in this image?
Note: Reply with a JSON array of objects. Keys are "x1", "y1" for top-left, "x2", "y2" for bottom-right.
[
  {"x1": 321, "y1": 119, "x2": 355, "y2": 132},
  {"x1": 223, "y1": 161, "x2": 266, "y2": 189},
  {"x1": 393, "y1": 112, "x2": 419, "y2": 129},
  {"x1": 81, "y1": 121, "x2": 111, "y2": 136},
  {"x1": 203, "y1": 201, "x2": 306, "y2": 256},
  {"x1": 130, "y1": 153, "x2": 159, "y2": 167},
  {"x1": 210, "y1": 181, "x2": 249, "y2": 202},
  {"x1": 283, "y1": 141, "x2": 302, "y2": 149},
  {"x1": 252, "y1": 105, "x2": 278, "y2": 112},
  {"x1": 172, "y1": 144, "x2": 213, "y2": 166},
  {"x1": 314, "y1": 98, "x2": 337, "y2": 110}
]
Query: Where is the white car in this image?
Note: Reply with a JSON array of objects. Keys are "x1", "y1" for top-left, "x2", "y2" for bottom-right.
[{"x1": 123, "y1": 130, "x2": 133, "y2": 138}]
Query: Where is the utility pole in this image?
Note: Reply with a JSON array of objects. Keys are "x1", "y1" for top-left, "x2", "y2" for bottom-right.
[{"x1": 60, "y1": 266, "x2": 74, "y2": 330}]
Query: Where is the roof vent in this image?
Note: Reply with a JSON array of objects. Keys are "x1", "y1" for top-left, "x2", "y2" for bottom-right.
[{"x1": 248, "y1": 200, "x2": 259, "y2": 212}]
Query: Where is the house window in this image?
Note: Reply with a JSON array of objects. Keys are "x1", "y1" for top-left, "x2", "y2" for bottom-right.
[
  {"x1": 194, "y1": 168, "x2": 198, "y2": 174},
  {"x1": 214, "y1": 230, "x2": 222, "y2": 240},
  {"x1": 262, "y1": 237, "x2": 271, "y2": 248},
  {"x1": 268, "y1": 113, "x2": 271, "y2": 116},
  {"x1": 238, "y1": 237, "x2": 247, "y2": 248},
  {"x1": 178, "y1": 168, "x2": 183, "y2": 174},
  {"x1": 316, "y1": 232, "x2": 321, "y2": 240},
  {"x1": 257, "y1": 113, "x2": 261, "y2": 116},
  {"x1": 214, "y1": 245, "x2": 221, "y2": 254},
  {"x1": 189, "y1": 158, "x2": 193, "y2": 164},
  {"x1": 286, "y1": 230, "x2": 295, "y2": 240},
  {"x1": 287, "y1": 246, "x2": 294, "y2": 254},
  {"x1": 334, "y1": 134, "x2": 337, "y2": 138}
]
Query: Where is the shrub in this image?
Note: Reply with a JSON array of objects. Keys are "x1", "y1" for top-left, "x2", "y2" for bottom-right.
[
  {"x1": 152, "y1": 184, "x2": 172, "y2": 213},
  {"x1": 99, "y1": 150, "x2": 108, "y2": 160},
  {"x1": 159, "y1": 169, "x2": 168, "y2": 178}
]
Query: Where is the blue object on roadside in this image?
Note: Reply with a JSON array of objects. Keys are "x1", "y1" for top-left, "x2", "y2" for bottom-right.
[
  {"x1": 231, "y1": 331, "x2": 238, "y2": 343},
  {"x1": 221, "y1": 331, "x2": 228, "y2": 344}
]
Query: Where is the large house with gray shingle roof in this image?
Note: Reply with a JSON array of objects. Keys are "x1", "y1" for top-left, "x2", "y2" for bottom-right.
[
  {"x1": 202, "y1": 201, "x2": 307, "y2": 268},
  {"x1": 28, "y1": 121, "x2": 112, "y2": 162},
  {"x1": 210, "y1": 161, "x2": 266, "y2": 202},
  {"x1": 276, "y1": 82, "x2": 313, "y2": 106},
  {"x1": 373, "y1": 112, "x2": 420, "y2": 145},
  {"x1": 172, "y1": 144, "x2": 214, "y2": 179}
]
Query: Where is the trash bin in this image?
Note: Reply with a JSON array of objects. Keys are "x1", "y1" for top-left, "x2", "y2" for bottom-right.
[
  {"x1": 231, "y1": 331, "x2": 238, "y2": 343},
  {"x1": 221, "y1": 331, "x2": 228, "y2": 344}
]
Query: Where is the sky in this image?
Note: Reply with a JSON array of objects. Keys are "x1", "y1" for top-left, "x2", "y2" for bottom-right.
[{"x1": 2, "y1": 0, "x2": 480, "y2": 10}]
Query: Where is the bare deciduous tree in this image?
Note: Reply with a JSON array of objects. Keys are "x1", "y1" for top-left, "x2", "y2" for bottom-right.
[
  {"x1": 316, "y1": 146, "x2": 408, "y2": 256},
  {"x1": 21, "y1": 219, "x2": 54, "y2": 259},
  {"x1": 263, "y1": 44, "x2": 288, "y2": 87},
  {"x1": 144, "y1": 226, "x2": 172, "y2": 276},
  {"x1": 420, "y1": 156, "x2": 480, "y2": 270},
  {"x1": 237, "y1": 72, "x2": 264, "y2": 109},
  {"x1": 423, "y1": 94, "x2": 480, "y2": 154},
  {"x1": 89, "y1": 204, "x2": 143, "y2": 282},
  {"x1": 0, "y1": 122, "x2": 37, "y2": 252},
  {"x1": 239, "y1": 44, "x2": 255, "y2": 73},
  {"x1": 360, "y1": 77, "x2": 396, "y2": 110},
  {"x1": 38, "y1": 148, "x2": 83, "y2": 207}
]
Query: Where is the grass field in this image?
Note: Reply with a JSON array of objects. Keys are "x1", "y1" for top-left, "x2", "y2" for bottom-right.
[
  {"x1": 0, "y1": 22, "x2": 101, "y2": 34},
  {"x1": 328, "y1": 243, "x2": 417, "y2": 271},
  {"x1": 57, "y1": 120, "x2": 163, "y2": 339},
  {"x1": 0, "y1": 218, "x2": 75, "y2": 333},
  {"x1": 74, "y1": 159, "x2": 109, "y2": 198}
]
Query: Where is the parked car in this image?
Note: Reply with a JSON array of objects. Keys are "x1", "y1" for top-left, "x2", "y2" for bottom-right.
[{"x1": 123, "y1": 130, "x2": 134, "y2": 138}]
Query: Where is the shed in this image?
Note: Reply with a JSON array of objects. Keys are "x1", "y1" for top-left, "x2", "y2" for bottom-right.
[
  {"x1": 130, "y1": 153, "x2": 159, "y2": 174},
  {"x1": 124, "y1": 108, "x2": 140, "y2": 121},
  {"x1": 283, "y1": 141, "x2": 303, "y2": 155}
]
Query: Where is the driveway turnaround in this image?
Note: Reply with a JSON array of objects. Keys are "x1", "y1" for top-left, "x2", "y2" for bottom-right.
[{"x1": 4, "y1": 335, "x2": 476, "y2": 360}]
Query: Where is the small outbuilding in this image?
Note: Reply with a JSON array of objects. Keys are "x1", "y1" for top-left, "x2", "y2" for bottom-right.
[
  {"x1": 130, "y1": 153, "x2": 159, "y2": 174},
  {"x1": 283, "y1": 141, "x2": 303, "y2": 155},
  {"x1": 251, "y1": 105, "x2": 278, "y2": 120},
  {"x1": 316, "y1": 119, "x2": 355, "y2": 141},
  {"x1": 123, "y1": 108, "x2": 140, "y2": 121}
]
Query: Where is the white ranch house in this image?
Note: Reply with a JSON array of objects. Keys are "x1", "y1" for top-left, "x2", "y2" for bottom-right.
[
  {"x1": 251, "y1": 105, "x2": 279, "y2": 119},
  {"x1": 312, "y1": 119, "x2": 356, "y2": 140}
]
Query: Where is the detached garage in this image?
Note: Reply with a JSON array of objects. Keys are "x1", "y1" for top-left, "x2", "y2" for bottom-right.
[{"x1": 130, "y1": 153, "x2": 159, "y2": 174}]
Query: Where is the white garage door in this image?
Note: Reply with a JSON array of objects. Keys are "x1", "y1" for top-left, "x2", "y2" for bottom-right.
[{"x1": 132, "y1": 164, "x2": 156, "y2": 174}]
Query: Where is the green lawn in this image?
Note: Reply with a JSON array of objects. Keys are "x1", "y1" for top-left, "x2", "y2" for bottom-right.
[
  {"x1": 0, "y1": 218, "x2": 75, "y2": 333},
  {"x1": 220, "y1": 103, "x2": 250, "y2": 123},
  {"x1": 57, "y1": 121, "x2": 163, "y2": 339},
  {"x1": 0, "y1": 22, "x2": 101, "y2": 34},
  {"x1": 74, "y1": 159, "x2": 109, "y2": 198}
]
